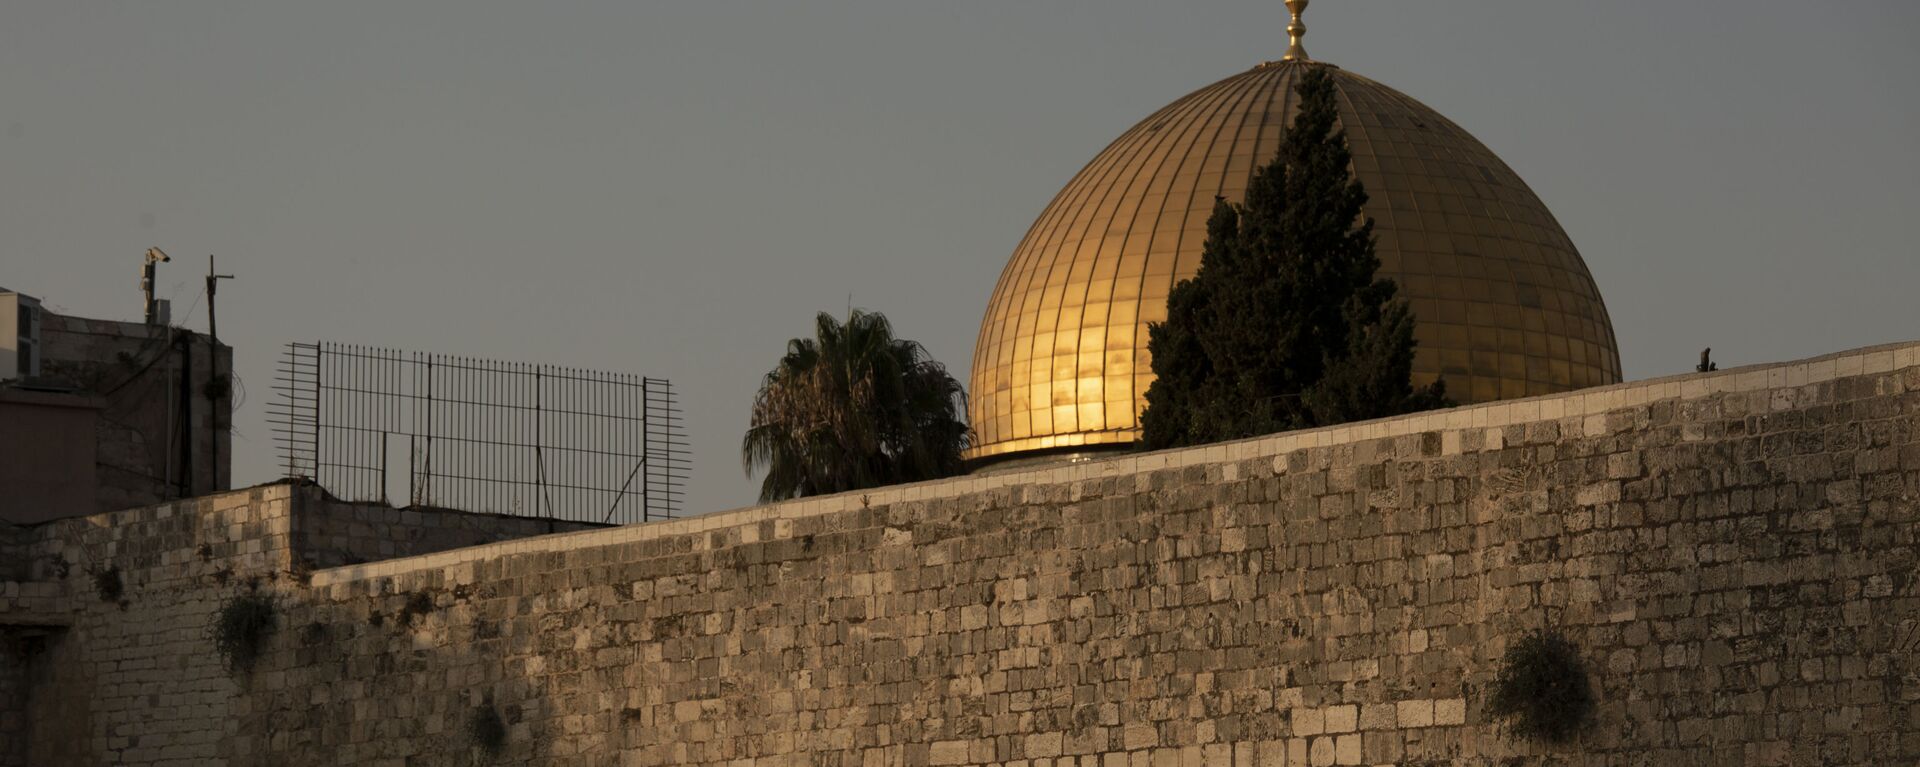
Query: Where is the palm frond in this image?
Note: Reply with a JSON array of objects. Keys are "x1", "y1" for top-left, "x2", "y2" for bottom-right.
[{"x1": 743, "y1": 308, "x2": 972, "y2": 501}]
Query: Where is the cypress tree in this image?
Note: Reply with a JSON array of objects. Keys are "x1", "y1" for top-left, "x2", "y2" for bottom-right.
[{"x1": 1140, "y1": 67, "x2": 1447, "y2": 450}]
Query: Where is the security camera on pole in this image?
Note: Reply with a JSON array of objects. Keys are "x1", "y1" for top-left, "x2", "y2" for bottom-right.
[{"x1": 143, "y1": 247, "x2": 171, "y2": 326}]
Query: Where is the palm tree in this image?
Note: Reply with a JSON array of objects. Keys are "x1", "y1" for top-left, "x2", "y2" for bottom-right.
[{"x1": 743, "y1": 309, "x2": 970, "y2": 502}]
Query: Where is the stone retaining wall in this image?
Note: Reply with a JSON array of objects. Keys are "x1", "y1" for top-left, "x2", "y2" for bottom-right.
[
  {"x1": 271, "y1": 340, "x2": 1917, "y2": 766},
  {"x1": 0, "y1": 483, "x2": 600, "y2": 766},
  {"x1": 4, "y1": 341, "x2": 1918, "y2": 765}
]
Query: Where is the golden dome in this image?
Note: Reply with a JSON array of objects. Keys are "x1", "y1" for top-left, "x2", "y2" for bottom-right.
[{"x1": 967, "y1": 60, "x2": 1620, "y2": 464}]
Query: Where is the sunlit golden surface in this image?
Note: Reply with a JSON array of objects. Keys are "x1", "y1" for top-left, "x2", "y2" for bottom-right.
[{"x1": 967, "y1": 61, "x2": 1620, "y2": 463}]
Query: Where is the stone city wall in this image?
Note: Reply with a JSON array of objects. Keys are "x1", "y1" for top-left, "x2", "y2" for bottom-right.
[
  {"x1": 0, "y1": 483, "x2": 600, "y2": 766},
  {"x1": 0, "y1": 484, "x2": 289, "y2": 766},
  {"x1": 3, "y1": 340, "x2": 1919, "y2": 766},
  {"x1": 285, "y1": 341, "x2": 1920, "y2": 765}
]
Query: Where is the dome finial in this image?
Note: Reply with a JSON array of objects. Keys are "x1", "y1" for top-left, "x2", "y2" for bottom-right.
[{"x1": 1282, "y1": 0, "x2": 1311, "y2": 62}]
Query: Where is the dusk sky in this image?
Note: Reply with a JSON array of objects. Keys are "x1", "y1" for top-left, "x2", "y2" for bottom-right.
[{"x1": 5, "y1": 1, "x2": 1917, "y2": 517}]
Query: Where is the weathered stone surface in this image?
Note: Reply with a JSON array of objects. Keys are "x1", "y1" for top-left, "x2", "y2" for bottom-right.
[
  {"x1": 1, "y1": 341, "x2": 1918, "y2": 766},
  {"x1": 0, "y1": 484, "x2": 599, "y2": 767}
]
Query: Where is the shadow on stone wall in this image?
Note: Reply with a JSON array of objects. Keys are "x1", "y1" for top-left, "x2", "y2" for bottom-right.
[{"x1": 242, "y1": 568, "x2": 565, "y2": 764}]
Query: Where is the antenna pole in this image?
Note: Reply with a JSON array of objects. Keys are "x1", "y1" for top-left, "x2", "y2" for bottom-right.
[{"x1": 205, "y1": 255, "x2": 235, "y2": 341}]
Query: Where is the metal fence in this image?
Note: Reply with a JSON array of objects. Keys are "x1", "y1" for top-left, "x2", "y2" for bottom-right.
[{"x1": 269, "y1": 342, "x2": 687, "y2": 523}]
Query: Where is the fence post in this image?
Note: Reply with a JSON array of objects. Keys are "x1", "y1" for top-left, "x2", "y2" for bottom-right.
[
  {"x1": 642, "y1": 378, "x2": 652, "y2": 522},
  {"x1": 535, "y1": 367, "x2": 546, "y2": 518},
  {"x1": 313, "y1": 344, "x2": 323, "y2": 486},
  {"x1": 409, "y1": 434, "x2": 419, "y2": 506},
  {"x1": 424, "y1": 355, "x2": 434, "y2": 508}
]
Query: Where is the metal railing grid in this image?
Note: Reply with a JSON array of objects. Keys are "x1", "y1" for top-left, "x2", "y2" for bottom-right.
[{"x1": 269, "y1": 341, "x2": 687, "y2": 524}]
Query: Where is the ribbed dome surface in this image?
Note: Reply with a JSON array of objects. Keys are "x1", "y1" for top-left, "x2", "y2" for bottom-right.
[{"x1": 968, "y1": 61, "x2": 1619, "y2": 463}]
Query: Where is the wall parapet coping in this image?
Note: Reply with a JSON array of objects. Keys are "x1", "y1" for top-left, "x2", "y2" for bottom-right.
[{"x1": 309, "y1": 337, "x2": 1920, "y2": 588}]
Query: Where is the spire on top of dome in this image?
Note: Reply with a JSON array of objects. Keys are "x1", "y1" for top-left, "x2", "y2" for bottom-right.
[{"x1": 1281, "y1": 0, "x2": 1311, "y2": 62}]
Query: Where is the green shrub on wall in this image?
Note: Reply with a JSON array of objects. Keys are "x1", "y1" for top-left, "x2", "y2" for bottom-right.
[
  {"x1": 89, "y1": 564, "x2": 124, "y2": 603},
  {"x1": 400, "y1": 590, "x2": 437, "y2": 626},
  {"x1": 1488, "y1": 629, "x2": 1594, "y2": 742},
  {"x1": 212, "y1": 592, "x2": 277, "y2": 673}
]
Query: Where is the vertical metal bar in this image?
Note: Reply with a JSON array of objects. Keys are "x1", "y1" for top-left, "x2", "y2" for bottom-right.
[
  {"x1": 516, "y1": 365, "x2": 521, "y2": 514},
  {"x1": 525, "y1": 363, "x2": 531, "y2": 515},
  {"x1": 314, "y1": 344, "x2": 324, "y2": 488},
  {"x1": 346, "y1": 344, "x2": 354, "y2": 498},
  {"x1": 535, "y1": 366, "x2": 546, "y2": 517},
  {"x1": 342, "y1": 344, "x2": 349, "y2": 497},
  {"x1": 493, "y1": 358, "x2": 501, "y2": 514},
  {"x1": 351, "y1": 344, "x2": 360, "y2": 498},
  {"x1": 621, "y1": 372, "x2": 628, "y2": 524},
  {"x1": 562, "y1": 367, "x2": 569, "y2": 521},
  {"x1": 458, "y1": 355, "x2": 466, "y2": 513},
  {"x1": 354, "y1": 346, "x2": 361, "y2": 499},
  {"x1": 574, "y1": 367, "x2": 583, "y2": 521},
  {"x1": 353, "y1": 344, "x2": 359, "y2": 497},
  {"x1": 458, "y1": 355, "x2": 465, "y2": 512},
  {"x1": 589, "y1": 368, "x2": 597, "y2": 524},
  {"x1": 477, "y1": 357, "x2": 482, "y2": 512},
  {"x1": 566, "y1": 366, "x2": 573, "y2": 520},
  {"x1": 391, "y1": 347, "x2": 400, "y2": 504},
  {"x1": 468, "y1": 356, "x2": 476, "y2": 513},
  {"x1": 514, "y1": 361, "x2": 522, "y2": 515},
  {"x1": 624, "y1": 372, "x2": 633, "y2": 525},
  {"x1": 485, "y1": 357, "x2": 493, "y2": 513},
  {"x1": 491, "y1": 359, "x2": 498, "y2": 514},
  {"x1": 597, "y1": 368, "x2": 606, "y2": 523},
  {"x1": 642, "y1": 377, "x2": 651, "y2": 523},
  {"x1": 361, "y1": 346, "x2": 368, "y2": 500},
  {"x1": 359, "y1": 345, "x2": 366, "y2": 499},
  {"x1": 410, "y1": 351, "x2": 420, "y2": 506},
  {"x1": 425, "y1": 354, "x2": 434, "y2": 507}
]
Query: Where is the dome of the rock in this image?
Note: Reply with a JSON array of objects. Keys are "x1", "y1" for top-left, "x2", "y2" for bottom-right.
[{"x1": 967, "y1": 55, "x2": 1620, "y2": 466}]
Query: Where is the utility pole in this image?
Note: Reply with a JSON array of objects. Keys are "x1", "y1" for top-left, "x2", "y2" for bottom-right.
[{"x1": 205, "y1": 255, "x2": 235, "y2": 341}]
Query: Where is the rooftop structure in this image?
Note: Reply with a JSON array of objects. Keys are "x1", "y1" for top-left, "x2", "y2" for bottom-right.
[{"x1": 0, "y1": 286, "x2": 231, "y2": 522}]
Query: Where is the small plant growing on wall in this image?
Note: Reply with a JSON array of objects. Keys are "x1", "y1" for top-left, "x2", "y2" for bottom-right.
[
  {"x1": 468, "y1": 697, "x2": 508, "y2": 757},
  {"x1": 1488, "y1": 629, "x2": 1594, "y2": 743},
  {"x1": 399, "y1": 590, "x2": 437, "y2": 626},
  {"x1": 212, "y1": 592, "x2": 278, "y2": 673},
  {"x1": 89, "y1": 564, "x2": 125, "y2": 604}
]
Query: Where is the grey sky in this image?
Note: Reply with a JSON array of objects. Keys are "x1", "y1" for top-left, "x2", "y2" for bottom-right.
[{"x1": 4, "y1": 1, "x2": 1917, "y2": 517}]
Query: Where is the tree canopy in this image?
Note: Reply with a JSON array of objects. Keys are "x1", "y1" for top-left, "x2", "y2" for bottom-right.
[
  {"x1": 1140, "y1": 66, "x2": 1448, "y2": 450},
  {"x1": 743, "y1": 309, "x2": 970, "y2": 502}
]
